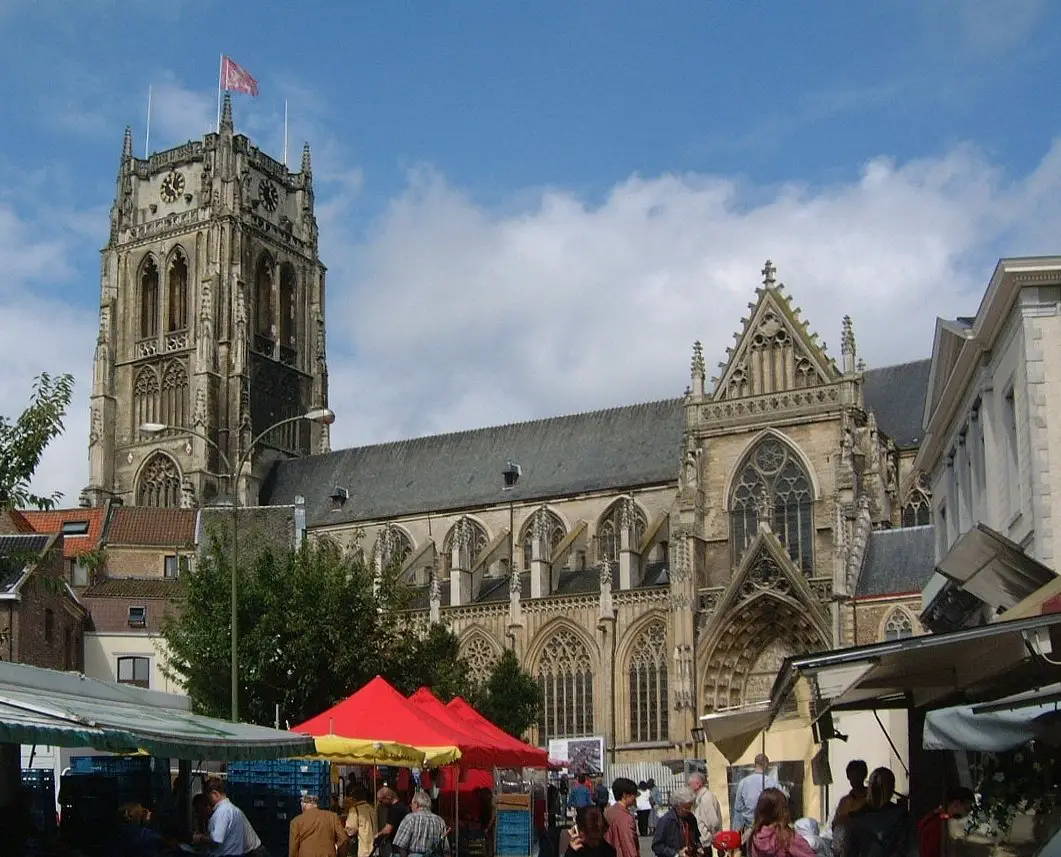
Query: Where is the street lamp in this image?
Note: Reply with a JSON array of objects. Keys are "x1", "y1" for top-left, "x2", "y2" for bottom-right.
[
  {"x1": 501, "y1": 460, "x2": 521, "y2": 578},
  {"x1": 141, "y1": 406, "x2": 335, "y2": 722}
]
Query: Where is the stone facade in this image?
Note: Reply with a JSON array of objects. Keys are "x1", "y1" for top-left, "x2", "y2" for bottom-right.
[{"x1": 82, "y1": 96, "x2": 330, "y2": 512}]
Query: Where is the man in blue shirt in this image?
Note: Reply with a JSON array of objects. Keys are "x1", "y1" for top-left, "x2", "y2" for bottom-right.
[
  {"x1": 193, "y1": 777, "x2": 248, "y2": 856},
  {"x1": 732, "y1": 755, "x2": 783, "y2": 834},
  {"x1": 568, "y1": 775, "x2": 593, "y2": 812}
]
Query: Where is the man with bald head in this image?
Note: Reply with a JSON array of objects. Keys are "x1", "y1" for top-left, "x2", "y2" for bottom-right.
[
  {"x1": 687, "y1": 773, "x2": 722, "y2": 845},
  {"x1": 732, "y1": 754, "x2": 783, "y2": 835}
]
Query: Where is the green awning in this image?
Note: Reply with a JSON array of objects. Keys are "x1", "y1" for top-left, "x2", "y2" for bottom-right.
[{"x1": 0, "y1": 661, "x2": 313, "y2": 761}]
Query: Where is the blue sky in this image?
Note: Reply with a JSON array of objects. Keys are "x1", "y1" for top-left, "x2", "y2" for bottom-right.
[{"x1": 2, "y1": 0, "x2": 1061, "y2": 501}]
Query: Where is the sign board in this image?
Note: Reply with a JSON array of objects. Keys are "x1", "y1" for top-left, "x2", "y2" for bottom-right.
[{"x1": 547, "y1": 737, "x2": 605, "y2": 775}]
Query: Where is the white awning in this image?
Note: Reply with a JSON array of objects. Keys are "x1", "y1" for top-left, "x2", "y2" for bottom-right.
[
  {"x1": 700, "y1": 703, "x2": 772, "y2": 763},
  {"x1": 0, "y1": 661, "x2": 314, "y2": 761},
  {"x1": 923, "y1": 684, "x2": 1061, "y2": 751}
]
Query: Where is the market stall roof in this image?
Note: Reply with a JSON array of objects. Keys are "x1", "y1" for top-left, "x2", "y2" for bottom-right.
[
  {"x1": 771, "y1": 612, "x2": 1061, "y2": 721},
  {"x1": 0, "y1": 661, "x2": 314, "y2": 760},
  {"x1": 408, "y1": 688, "x2": 526, "y2": 770},
  {"x1": 923, "y1": 683, "x2": 1061, "y2": 751},
  {"x1": 293, "y1": 676, "x2": 461, "y2": 767},
  {"x1": 445, "y1": 696, "x2": 550, "y2": 769}
]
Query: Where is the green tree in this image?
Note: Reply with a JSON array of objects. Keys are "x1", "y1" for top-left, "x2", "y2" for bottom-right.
[
  {"x1": 161, "y1": 538, "x2": 477, "y2": 726},
  {"x1": 473, "y1": 649, "x2": 542, "y2": 739},
  {"x1": 0, "y1": 373, "x2": 74, "y2": 510}
]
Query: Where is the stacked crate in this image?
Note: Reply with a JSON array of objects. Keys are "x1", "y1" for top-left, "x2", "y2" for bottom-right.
[
  {"x1": 226, "y1": 760, "x2": 332, "y2": 856},
  {"x1": 495, "y1": 806, "x2": 532, "y2": 857},
  {"x1": 20, "y1": 768, "x2": 58, "y2": 835},
  {"x1": 69, "y1": 755, "x2": 172, "y2": 809}
]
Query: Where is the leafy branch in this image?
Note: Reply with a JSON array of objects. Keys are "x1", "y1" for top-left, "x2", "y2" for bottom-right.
[{"x1": 0, "y1": 373, "x2": 75, "y2": 511}]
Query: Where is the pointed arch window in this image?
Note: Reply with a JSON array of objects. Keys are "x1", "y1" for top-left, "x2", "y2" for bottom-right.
[
  {"x1": 166, "y1": 248, "x2": 189, "y2": 332},
  {"x1": 597, "y1": 500, "x2": 647, "y2": 564},
  {"x1": 628, "y1": 620, "x2": 668, "y2": 743},
  {"x1": 279, "y1": 263, "x2": 297, "y2": 363},
  {"x1": 136, "y1": 452, "x2": 182, "y2": 508},
  {"x1": 442, "y1": 518, "x2": 489, "y2": 576},
  {"x1": 376, "y1": 526, "x2": 414, "y2": 570},
  {"x1": 133, "y1": 366, "x2": 160, "y2": 433},
  {"x1": 884, "y1": 609, "x2": 915, "y2": 640},
  {"x1": 160, "y1": 360, "x2": 189, "y2": 429},
  {"x1": 255, "y1": 255, "x2": 274, "y2": 348},
  {"x1": 537, "y1": 628, "x2": 594, "y2": 740},
  {"x1": 522, "y1": 510, "x2": 566, "y2": 571},
  {"x1": 731, "y1": 438, "x2": 814, "y2": 572},
  {"x1": 139, "y1": 256, "x2": 160, "y2": 339},
  {"x1": 461, "y1": 634, "x2": 501, "y2": 687},
  {"x1": 901, "y1": 473, "x2": 932, "y2": 528}
]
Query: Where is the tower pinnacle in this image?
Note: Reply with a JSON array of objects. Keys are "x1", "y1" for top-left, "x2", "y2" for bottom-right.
[
  {"x1": 301, "y1": 141, "x2": 312, "y2": 174},
  {"x1": 220, "y1": 93, "x2": 233, "y2": 133},
  {"x1": 122, "y1": 126, "x2": 132, "y2": 161}
]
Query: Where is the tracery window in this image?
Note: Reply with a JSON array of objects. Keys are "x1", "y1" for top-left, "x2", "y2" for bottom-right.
[
  {"x1": 133, "y1": 366, "x2": 160, "y2": 432},
  {"x1": 537, "y1": 628, "x2": 594, "y2": 741},
  {"x1": 376, "y1": 526, "x2": 413, "y2": 569},
  {"x1": 462, "y1": 634, "x2": 501, "y2": 687},
  {"x1": 160, "y1": 360, "x2": 188, "y2": 429},
  {"x1": 731, "y1": 438, "x2": 814, "y2": 572},
  {"x1": 139, "y1": 256, "x2": 160, "y2": 339},
  {"x1": 884, "y1": 609, "x2": 915, "y2": 641},
  {"x1": 597, "y1": 500, "x2": 647, "y2": 564},
  {"x1": 136, "y1": 452, "x2": 182, "y2": 508},
  {"x1": 901, "y1": 472, "x2": 932, "y2": 528},
  {"x1": 255, "y1": 255, "x2": 274, "y2": 344},
  {"x1": 522, "y1": 509, "x2": 566, "y2": 570},
  {"x1": 628, "y1": 621, "x2": 668, "y2": 743},
  {"x1": 279, "y1": 263, "x2": 297, "y2": 358},
  {"x1": 166, "y1": 248, "x2": 189, "y2": 332},
  {"x1": 441, "y1": 518, "x2": 489, "y2": 575}
]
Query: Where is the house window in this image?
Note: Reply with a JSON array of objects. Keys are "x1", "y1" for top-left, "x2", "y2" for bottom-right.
[
  {"x1": 44, "y1": 609, "x2": 54, "y2": 643},
  {"x1": 117, "y1": 656, "x2": 150, "y2": 689},
  {"x1": 61, "y1": 521, "x2": 90, "y2": 536},
  {"x1": 70, "y1": 559, "x2": 90, "y2": 588},
  {"x1": 1003, "y1": 387, "x2": 1021, "y2": 517},
  {"x1": 164, "y1": 555, "x2": 191, "y2": 579},
  {"x1": 628, "y1": 621, "x2": 668, "y2": 743},
  {"x1": 128, "y1": 606, "x2": 147, "y2": 628},
  {"x1": 537, "y1": 628, "x2": 594, "y2": 741}
]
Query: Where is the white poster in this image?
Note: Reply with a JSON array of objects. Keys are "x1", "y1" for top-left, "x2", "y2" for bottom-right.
[{"x1": 547, "y1": 736, "x2": 605, "y2": 775}]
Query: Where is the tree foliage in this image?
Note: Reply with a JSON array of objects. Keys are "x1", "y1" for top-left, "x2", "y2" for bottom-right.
[
  {"x1": 0, "y1": 373, "x2": 74, "y2": 510},
  {"x1": 472, "y1": 649, "x2": 542, "y2": 739},
  {"x1": 161, "y1": 538, "x2": 474, "y2": 726}
]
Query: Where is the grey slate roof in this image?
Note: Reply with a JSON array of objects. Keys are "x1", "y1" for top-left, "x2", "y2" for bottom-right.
[
  {"x1": 0, "y1": 534, "x2": 49, "y2": 593},
  {"x1": 863, "y1": 359, "x2": 932, "y2": 449},
  {"x1": 856, "y1": 525, "x2": 936, "y2": 597},
  {"x1": 262, "y1": 359, "x2": 932, "y2": 526},
  {"x1": 262, "y1": 400, "x2": 685, "y2": 527}
]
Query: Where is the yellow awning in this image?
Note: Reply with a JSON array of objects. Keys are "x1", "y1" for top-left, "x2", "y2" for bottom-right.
[{"x1": 307, "y1": 734, "x2": 461, "y2": 767}]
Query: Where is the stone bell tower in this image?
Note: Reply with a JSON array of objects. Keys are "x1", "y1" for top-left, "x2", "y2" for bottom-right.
[{"x1": 82, "y1": 95, "x2": 330, "y2": 509}]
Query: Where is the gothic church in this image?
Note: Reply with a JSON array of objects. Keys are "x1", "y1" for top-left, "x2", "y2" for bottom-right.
[{"x1": 85, "y1": 105, "x2": 936, "y2": 797}]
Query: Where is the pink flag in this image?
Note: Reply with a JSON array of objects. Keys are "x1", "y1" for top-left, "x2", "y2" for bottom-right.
[{"x1": 221, "y1": 56, "x2": 259, "y2": 96}]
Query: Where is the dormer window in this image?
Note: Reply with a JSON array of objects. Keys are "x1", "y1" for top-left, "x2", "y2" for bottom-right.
[
  {"x1": 61, "y1": 521, "x2": 90, "y2": 536},
  {"x1": 128, "y1": 606, "x2": 147, "y2": 628}
]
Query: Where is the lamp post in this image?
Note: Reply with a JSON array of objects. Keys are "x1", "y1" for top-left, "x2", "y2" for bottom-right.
[
  {"x1": 502, "y1": 460, "x2": 521, "y2": 578},
  {"x1": 141, "y1": 407, "x2": 335, "y2": 722}
]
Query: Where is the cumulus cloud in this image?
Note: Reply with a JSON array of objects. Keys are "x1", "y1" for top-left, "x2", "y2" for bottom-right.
[{"x1": 6, "y1": 138, "x2": 1061, "y2": 507}]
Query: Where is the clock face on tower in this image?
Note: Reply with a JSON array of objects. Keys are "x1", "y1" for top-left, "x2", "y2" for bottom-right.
[
  {"x1": 259, "y1": 179, "x2": 279, "y2": 212},
  {"x1": 159, "y1": 171, "x2": 185, "y2": 204}
]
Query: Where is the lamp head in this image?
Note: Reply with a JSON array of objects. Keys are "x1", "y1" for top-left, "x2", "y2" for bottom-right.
[
  {"x1": 140, "y1": 422, "x2": 167, "y2": 436},
  {"x1": 502, "y1": 460, "x2": 522, "y2": 490},
  {"x1": 304, "y1": 407, "x2": 336, "y2": 426}
]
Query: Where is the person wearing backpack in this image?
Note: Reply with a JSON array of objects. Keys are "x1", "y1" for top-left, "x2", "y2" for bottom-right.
[{"x1": 842, "y1": 769, "x2": 916, "y2": 857}]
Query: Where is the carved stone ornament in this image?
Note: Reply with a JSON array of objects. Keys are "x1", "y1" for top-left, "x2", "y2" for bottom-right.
[
  {"x1": 509, "y1": 567, "x2": 521, "y2": 595},
  {"x1": 192, "y1": 386, "x2": 208, "y2": 429},
  {"x1": 599, "y1": 558, "x2": 613, "y2": 588},
  {"x1": 429, "y1": 570, "x2": 441, "y2": 603},
  {"x1": 88, "y1": 404, "x2": 102, "y2": 448},
  {"x1": 739, "y1": 552, "x2": 791, "y2": 600}
]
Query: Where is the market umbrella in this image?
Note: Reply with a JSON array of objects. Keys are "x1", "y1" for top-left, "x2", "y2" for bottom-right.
[
  {"x1": 409, "y1": 687, "x2": 528, "y2": 769},
  {"x1": 294, "y1": 675, "x2": 462, "y2": 766},
  {"x1": 446, "y1": 696, "x2": 549, "y2": 768}
]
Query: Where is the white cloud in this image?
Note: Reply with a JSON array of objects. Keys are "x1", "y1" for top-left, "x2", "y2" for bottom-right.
[{"x1": 7, "y1": 138, "x2": 1061, "y2": 508}]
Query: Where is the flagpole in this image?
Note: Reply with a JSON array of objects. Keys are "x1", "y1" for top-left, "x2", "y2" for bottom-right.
[
  {"x1": 216, "y1": 53, "x2": 224, "y2": 132},
  {"x1": 145, "y1": 85, "x2": 152, "y2": 158},
  {"x1": 283, "y1": 100, "x2": 289, "y2": 168}
]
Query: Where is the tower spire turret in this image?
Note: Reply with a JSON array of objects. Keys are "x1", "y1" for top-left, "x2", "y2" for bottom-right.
[
  {"x1": 122, "y1": 126, "x2": 132, "y2": 162},
  {"x1": 690, "y1": 341, "x2": 706, "y2": 397},
  {"x1": 220, "y1": 93, "x2": 233, "y2": 133},
  {"x1": 301, "y1": 141, "x2": 312, "y2": 174}
]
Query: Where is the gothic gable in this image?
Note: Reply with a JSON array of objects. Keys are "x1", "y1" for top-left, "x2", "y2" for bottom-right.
[
  {"x1": 698, "y1": 528, "x2": 830, "y2": 712},
  {"x1": 712, "y1": 261, "x2": 841, "y2": 400}
]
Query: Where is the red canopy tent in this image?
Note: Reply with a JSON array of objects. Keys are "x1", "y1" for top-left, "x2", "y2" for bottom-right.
[
  {"x1": 446, "y1": 696, "x2": 550, "y2": 768},
  {"x1": 407, "y1": 687, "x2": 528, "y2": 770},
  {"x1": 293, "y1": 676, "x2": 464, "y2": 765}
]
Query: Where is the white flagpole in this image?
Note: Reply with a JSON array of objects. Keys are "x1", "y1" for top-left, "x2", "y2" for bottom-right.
[
  {"x1": 283, "y1": 100, "x2": 289, "y2": 167},
  {"x1": 216, "y1": 53, "x2": 224, "y2": 132},
  {"x1": 145, "y1": 85, "x2": 152, "y2": 158}
]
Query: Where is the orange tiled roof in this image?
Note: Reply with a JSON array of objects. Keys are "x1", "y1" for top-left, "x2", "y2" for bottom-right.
[
  {"x1": 106, "y1": 507, "x2": 198, "y2": 547},
  {"x1": 0, "y1": 509, "x2": 36, "y2": 533},
  {"x1": 20, "y1": 507, "x2": 106, "y2": 559}
]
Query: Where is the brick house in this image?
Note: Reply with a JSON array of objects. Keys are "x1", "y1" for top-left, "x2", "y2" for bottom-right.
[{"x1": 0, "y1": 529, "x2": 86, "y2": 669}]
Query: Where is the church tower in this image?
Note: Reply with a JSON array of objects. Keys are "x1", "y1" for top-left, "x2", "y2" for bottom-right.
[{"x1": 83, "y1": 95, "x2": 330, "y2": 509}]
